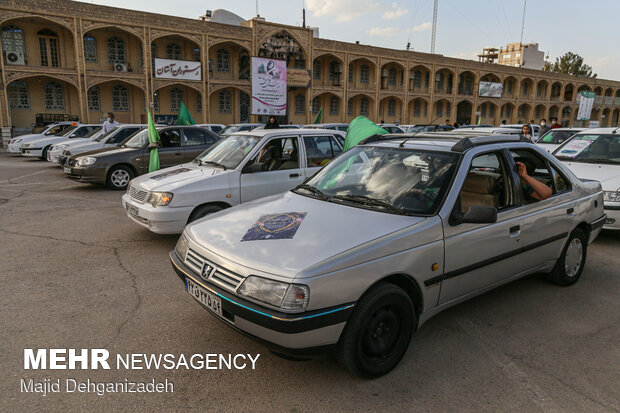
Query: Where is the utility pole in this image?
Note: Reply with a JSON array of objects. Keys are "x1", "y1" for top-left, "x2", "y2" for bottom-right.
[
  {"x1": 520, "y1": 0, "x2": 527, "y2": 44},
  {"x1": 302, "y1": 0, "x2": 306, "y2": 27},
  {"x1": 430, "y1": 0, "x2": 438, "y2": 54}
]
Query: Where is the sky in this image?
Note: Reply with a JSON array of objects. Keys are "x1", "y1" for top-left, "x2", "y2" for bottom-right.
[{"x1": 77, "y1": 0, "x2": 620, "y2": 80}]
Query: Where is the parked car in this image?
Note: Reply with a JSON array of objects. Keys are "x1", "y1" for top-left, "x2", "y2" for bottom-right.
[
  {"x1": 457, "y1": 124, "x2": 493, "y2": 129},
  {"x1": 170, "y1": 134, "x2": 605, "y2": 378},
  {"x1": 499, "y1": 123, "x2": 540, "y2": 138},
  {"x1": 63, "y1": 126, "x2": 220, "y2": 190},
  {"x1": 553, "y1": 127, "x2": 620, "y2": 230},
  {"x1": 54, "y1": 124, "x2": 147, "y2": 166},
  {"x1": 535, "y1": 128, "x2": 585, "y2": 153},
  {"x1": 302, "y1": 123, "x2": 349, "y2": 131},
  {"x1": 379, "y1": 124, "x2": 406, "y2": 133},
  {"x1": 20, "y1": 124, "x2": 101, "y2": 160},
  {"x1": 253, "y1": 124, "x2": 303, "y2": 130},
  {"x1": 122, "y1": 129, "x2": 345, "y2": 234},
  {"x1": 7, "y1": 122, "x2": 77, "y2": 153},
  {"x1": 48, "y1": 129, "x2": 104, "y2": 163},
  {"x1": 406, "y1": 124, "x2": 455, "y2": 133},
  {"x1": 219, "y1": 123, "x2": 262, "y2": 136},
  {"x1": 195, "y1": 124, "x2": 226, "y2": 134}
]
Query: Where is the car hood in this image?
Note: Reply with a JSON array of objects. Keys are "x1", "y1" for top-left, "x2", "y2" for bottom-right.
[
  {"x1": 131, "y1": 163, "x2": 231, "y2": 191},
  {"x1": 29, "y1": 136, "x2": 80, "y2": 146},
  {"x1": 186, "y1": 191, "x2": 425, "y2": 278},
  {"x1": 65, "y1": 141, "x2": 104, "y2": 153},
  {"x1": 74, "y1": 146, "x2": 139, "y2": 158},
  {"x1": 561, "y1": 161, "x2": 620, "y2": 190}
]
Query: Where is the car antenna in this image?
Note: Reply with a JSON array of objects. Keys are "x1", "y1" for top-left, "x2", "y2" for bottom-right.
[
  {"x1": 612, "y1": 126, "x2": 619, "y2": 134},
  {"x1": 399, "y1": 111, "x2": 448, "y2": 148}
]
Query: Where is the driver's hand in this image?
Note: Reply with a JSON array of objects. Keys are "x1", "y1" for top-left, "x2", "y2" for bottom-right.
[{"x1": 516, "y1": 161, "x2": 528, "y2": 179}]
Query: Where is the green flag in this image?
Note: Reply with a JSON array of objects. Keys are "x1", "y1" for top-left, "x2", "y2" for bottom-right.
[
  {"x1": 343, "y1": 116, "x2": 389, "y2": 151},
  {"x1": 313, "y1": 107, "x2": 323, "y2": 124},
  {"x1": 176, "y1": 101, "x2": 195, "y2": 125},
  {"x1": 147, "y1": 109, "x2": 160, "y2": 173}
]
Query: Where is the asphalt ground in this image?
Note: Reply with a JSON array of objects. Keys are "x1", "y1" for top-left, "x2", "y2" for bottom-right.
[{"x1": 1, "y1": 150, "x2": 619, "y2": 412}]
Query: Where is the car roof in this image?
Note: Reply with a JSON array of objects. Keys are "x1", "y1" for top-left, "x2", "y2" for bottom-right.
[
  {"x1": 359, "y1": 133, "x2": 531, "y2": 153},
  {"x1": 573, "y1": 127, "x2": 620, "y2": 134},
  {"x1": 233, "y1": 128, "x2": 345, "y2": 138},
  {"x1": 544, "y1": 127, "x2": 586, "y2": 132}
]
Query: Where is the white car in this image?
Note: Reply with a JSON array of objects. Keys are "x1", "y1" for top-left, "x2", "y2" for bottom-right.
[
  {"x1": 7, "y1": 122, "x2": 77, "y2": 153},
  {"x1": 52, "y1": 124, "x2": 146, "y2": 165},
  {"x1": 535, "y1": 128, "x2": 585, "y2": 153},
  {"x1": 48, "y1": 129, "x2": 104, "y2": 163},
  {"x1": 553, "y1": 127, "x2": 620, "y2": 230},
  {"x1": 219, "y1": 123, "x2": 262, "y2": 136},
  {"x1": 20, "y1": 124, "x2": 101, "y2": 160},
  {"x1": 121, "y1": 129, "x2": 345, "y2": 234},
  {"x1": 302, "y1": 123, "x2": 349, "y2": 131}
]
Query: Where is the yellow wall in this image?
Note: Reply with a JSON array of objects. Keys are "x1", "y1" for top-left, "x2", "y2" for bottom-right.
[
  {"x1": 9, "y1": 77, "x2": 79, "y2": 127},
  {"x1": 83, "y1": 28, "x2": 143, "y2": 73}
]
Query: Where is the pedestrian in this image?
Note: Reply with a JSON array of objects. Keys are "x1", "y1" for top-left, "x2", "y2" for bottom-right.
[
  {"x1": 538, "y1": 118, "x2": 550, "y2": 137},
  {"x1": 264, "y1": 115, "x2": 280, "y2": 129},
  {"x1": 102, "y1": 112, "x2": 119, "y2": 133},
  {"x1": 550, "y1": 117, "x2": 561, "y2": 129},
  {"x1": 529, "y1": 119, "x2": 535, "y2": 125},
  {"x1": 445, "y1": 119, "x2": 451, "y2": 126},
  {"x1": 521, "y1": 124, "x2": 533, "y2": 141}
]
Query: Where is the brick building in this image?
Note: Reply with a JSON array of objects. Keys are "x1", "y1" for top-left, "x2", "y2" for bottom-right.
[{"x1": 1, "y1": 0, "x2": 620, "y2": 131}]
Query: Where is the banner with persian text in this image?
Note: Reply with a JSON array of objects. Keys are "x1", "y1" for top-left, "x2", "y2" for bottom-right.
[
  {"x1": 251, "y1": 57, "x2": 287, "y2": 115},
  {"x1": 154, "y1": 58, "x2": 202, "y2": 81}
]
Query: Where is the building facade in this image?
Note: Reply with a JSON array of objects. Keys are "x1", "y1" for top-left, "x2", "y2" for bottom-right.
[
  {"x1": 480, "y1": 43, "x2": 545, "y2": 70},
  {"x1": 2, "y1": 0, "x2": 620, "y2": 131}
]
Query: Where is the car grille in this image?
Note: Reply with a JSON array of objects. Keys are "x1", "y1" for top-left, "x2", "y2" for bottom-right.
[
  {"x1": 185, "y1": 248, "x2": 245, "y2": 292},
  {"x1": 129, "y1": 185, "x2": 149, "y2": 203}
]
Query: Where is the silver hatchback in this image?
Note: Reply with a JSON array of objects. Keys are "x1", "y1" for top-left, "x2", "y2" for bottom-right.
[{"x1": 170, "y1": 134, "x2": 606, "y2": 378}]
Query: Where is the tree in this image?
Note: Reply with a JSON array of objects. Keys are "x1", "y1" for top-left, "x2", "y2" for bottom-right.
[{"x1": 543, "y1": 52, "x2": 597, "y2": 78}]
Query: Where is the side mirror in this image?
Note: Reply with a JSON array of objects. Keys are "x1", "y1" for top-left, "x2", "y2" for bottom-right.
[{"x1": 450, "y1": 205, "x2": 497, "y2": 225}]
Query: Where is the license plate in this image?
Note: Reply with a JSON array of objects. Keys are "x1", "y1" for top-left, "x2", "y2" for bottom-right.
[
  {"x1": 125, "y1": 203, "x2": 140, "y2": 217},
  {"x1": 186, "y1": 278, "x2": 223, "y2": 317},
  {"x1": 25, "y1": 150, "x2": 30, "y2": 154},
  {"x1": 63, "y1": 167, "x2": 71, "y2": 174}
]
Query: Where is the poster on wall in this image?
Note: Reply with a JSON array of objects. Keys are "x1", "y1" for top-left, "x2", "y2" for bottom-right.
[
  {"x1": 478, "y1": 81, "x2": 503, "y2": 98},
  {"x1": 154, "y1": 58, "x2": 202, "y2": 81},
  {"x1": 251, "y1": 57, "x2": 287, "y2": 115},
  {"x1": 577, "y1": 90, "x2": 595, "y2": 121}
]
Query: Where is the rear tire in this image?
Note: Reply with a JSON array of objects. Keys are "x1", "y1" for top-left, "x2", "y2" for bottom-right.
[
  {"x1": 187, "y1": 204, "x2": 223, "y2": 224},
  {"x1": 106, "y1": 165, "x2": 134, "y2": 190},
  {"x1": 546, "y1": 227, "x2": 587, "y2": 286},
  {"x1": 40, "y1": 146, "x2": 50, "y2": 161},
  {"x1": 336, "y1": 283, "x2": 415, "y2": 378}
]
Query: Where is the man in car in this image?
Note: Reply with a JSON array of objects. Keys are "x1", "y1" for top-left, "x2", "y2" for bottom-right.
[
  {"x1": 550, "y1": 117, "x2": 561, "y2": 129},
  {"x1": 515, "y1": 158, "x2": 552, "y2": 202}
]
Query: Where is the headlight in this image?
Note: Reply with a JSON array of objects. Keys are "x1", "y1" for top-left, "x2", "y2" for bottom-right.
[
  {"x1": 76, "y1": 156, "x2": 96, "y2": 166},
  {"x1": 238, "y1": 276, "x2": 309, "y2": 311},
  {"x1": 147, "y1": 191, "x2": 173, "y2": 207},
  {"x1": 63, "y1": 150, "x2": 71, "y2": 156},
  {"x1": 22, "y1": 143, "x2": 34, "y2": 148},
  {"x1": 603, "y1": 191, "x2": 620, "y2": 202},
  {"x1": 175, "y1": 234, "x2": 189, "y2": 260},
  {"x1": 54, "y1": 144, "x2": 66, "y2": 151},
  {"x1": 11, "y1": 138, "x2": 22, "y2": 144}
]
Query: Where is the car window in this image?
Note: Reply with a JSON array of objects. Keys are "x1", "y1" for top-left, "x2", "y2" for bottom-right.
[
  {"x1": 210, "y1": 126, "x2": 223, "y2": 133},
  {"x1": 554, "y1": 134, "x2": 620, "y2": 164},
  {"x1": 184, "y1": 129, "x2": 206, "y2": 146},
  {"x1": 456, "y1": 151, "x2": 515, "y2": 215},
  {"x1": 538, "y1": 130, "x2": 575, "y2": 144},
  {"x1": 337, "y1": 126, "x2": 349, "y2": 131},
  {"x1": 245, "y1": 137, "x2": 299, "y2": 173},
  {"x1": 109, "y1": 127, "x2": 139, "y2": 144},
  {"x1": 304, "y1": 136, "x2": 343, "y2": 167},
  {"x1": 509, "y1": 149, "x2": 554, "y2": 203},
  {"x1": 45, "y1": 125, "x2": 69, "y2": 135},
  {"x1": 159, "y1": 129, "x2": 182, "y2": 148},
  {"x1": 549, "y1": 164, "x2": 572, "y2": 193}
]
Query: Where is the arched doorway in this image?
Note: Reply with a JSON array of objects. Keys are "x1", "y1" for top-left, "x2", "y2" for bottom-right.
[{"x1": 456, "y1": 100, "x2": 473, "y2": 125}]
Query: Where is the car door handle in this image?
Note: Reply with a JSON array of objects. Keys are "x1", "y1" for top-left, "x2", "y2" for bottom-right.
[
  {"x1": 174, "y1": 152, "x2": 182, "y2": 156},
  {"x1": 289, "y1": 173, "x2": 300, "y2": 178},
  {"x1": 567, "y1": 208, "x2": 574, "y2": 215},
  {"x1": 509, "y1": 225, "x2": 521, "y2": 234}
]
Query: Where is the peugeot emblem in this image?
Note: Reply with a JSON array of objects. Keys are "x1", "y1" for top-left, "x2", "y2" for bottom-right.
[{"x1": 201, "y1": 263, "x2": 214, "y2": 281}]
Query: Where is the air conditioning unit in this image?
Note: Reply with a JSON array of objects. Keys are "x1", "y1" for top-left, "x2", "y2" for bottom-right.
[
  {"x1": 113, "y1": 63, "x2": 128, "y2": 72},
  {"x1": 6, "y1": 51, "x2": 25, "y2": 65}
]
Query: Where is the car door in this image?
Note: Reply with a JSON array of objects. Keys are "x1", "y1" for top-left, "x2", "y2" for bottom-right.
[
  {"x1": 439, "y1": 149, "x2": 527, "y2": 305},
  {"x1": 182, "y1": 128, "x2": 218, "y2": 162},
  {"x1": 157, "y1": 128, "x2": 185, "y2": 168},
  {"x1": 507, "y1": 147, "x2": 575, "y2": 270},
  {"x1": 302, "y1": 134, "x2": 344, "y2": 178},
  {"x1": 239, "y1": 135, "x2": 305, "y2": 203}
]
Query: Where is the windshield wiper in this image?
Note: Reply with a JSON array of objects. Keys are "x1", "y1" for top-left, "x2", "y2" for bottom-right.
[
  {"x1": 294, "y1": 184, "x2": 329, "y2": 200},
  {"x1": 200, "y1": 160, "x2": 227, "y2": 170},
  {"x1": 332, "y1": 194, "x2": 405, "y2": 215}
]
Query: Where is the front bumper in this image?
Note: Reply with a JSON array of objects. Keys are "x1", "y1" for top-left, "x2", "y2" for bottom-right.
[
  {"x1": 7, "y1": 142, "x2": 23, "y2": 153},
  {"x1": 121, "y1": 194, "x2": 192, "y2": 234},
  {"x1": 48, "y1": 150, "x2": 63, "y2": 163},
  {"x1": 169, "y1": 250, "x2": 353, "y2": 357},
  {"x1": 603, "y1": 206, "x2": 620, "y2": 230},
  {"x1": 20, "y1": 147, "x2": 43, "y2": 157},
  {"x1": 63, "y1": 165, "x2": 107, "y2": 184}
]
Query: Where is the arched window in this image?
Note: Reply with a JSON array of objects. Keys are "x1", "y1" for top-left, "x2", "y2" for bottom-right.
[
  {"x1": 151, "y1": 43, "x2": 157, "y2": 68},
  {"x1": 413, "y1": 70, "x2": 422, "y2": 88},
  {"x1": 112, "y1": 84, "x2": 129, "y2": 112},
  {"x1": 312, "y1": 96, "x2": 320, "y2": 114},
  {"x1": 360, "y1": 65, "x2": 370, "y2": 84},
  {"x1": 153, "y1": 92, "x2": 160, "y2": 112},
  {"x1": 239, "y1": 50, "x2": 250, "y2": 80},
  {"x1": 83, "y1": 35, "x2": 97, "y2": 62},
  {"x1": 38, "y1": 29, "x2": 59, "y2": 67},
  {"x1": 329, "y1": 96, "x2": 339, "y2": 115},
  {"x1": 218, "y1": 90, "x2": 232, "y2": 113},
  {"x1": 388, "y1": 68, "x2": 397, "y2": 86},
  {"x1": 8, "y1": 80, "x2": 30, "y2": 110},
  {"x1": 87, "y1": 86, "x2": 100, "y2": 111},
  {"x1": 193, "y1": 47, "x2": 201, "y2": 62},
  {"x1": 196, "y1": 92, "x2": 202, "y2": 113},
  {"x1": 216, "y1": 48, "x2": 230, "y2": 72},
  {"x1": 313, "y1": 60, "x2": 321, "y2": 80},
  {"x1": 387, "y1": 98, "x2": 396, "y2": 116},
  {"x1": 107, "y1": 37, "x2": 125, "y2": 64},
  {"x1": 329, "y1": 61, "x2": 341, "y2": 83},
  {"x1": 413, "y1": 100, "x2": 421, "y2": 117},
  {"x1": 1, "y1": 24, "x2": 25, "y2": 54},
  {"x1": 44, "y1": 82, "x2": 64, "y2": 110},
  {"x1": 170, "y1": 87, "x2": 184, "y2": 112},
  {"x1": 166, "y1": 43, "x2": 181, "y2": 60},
  {"x1": 347, "y1": 98, "x2": 354, "y2": 115},
  {"x1": 360, "y1": 97, "x2": 369, "y2": 116},
  {"x1": 294, "y1": 94, "x2": 305, "y2": 115},
  {"x1": 348, "y1": 64, "x2": 354, "y2": 82}
]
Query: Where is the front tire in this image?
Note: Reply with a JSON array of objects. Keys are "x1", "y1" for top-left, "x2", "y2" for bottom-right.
[
  {"x1": 336, "y1": 283, "x2": 415, "y2": 378},
  {"x1": 40, "y1": 146, "x2": 50, "y2": 161},
  {"x1": 546, "y1": 227, "x2": 587, "y2": 286},
  {"x1": 187, "y1": 204, "x2": 223, "y2": 224},
  {"x1": 106, "y1": 165, "x2": 134, "y2": 190}
]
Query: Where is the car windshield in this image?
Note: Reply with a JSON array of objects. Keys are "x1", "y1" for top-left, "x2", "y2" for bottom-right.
[
  {"x1": 55, "y1": 125, "x2": 78, "y2": 136},
  {"x1": 537, "y1": 130, "x2": 577, "y2": 144},
  {"x1": 298, "y1": 146, "x2": 460, "y2": 215},
  {"x1": 95, "y1": 128, "x2": 118, "y2": 142},
  {"x1": 194, "y1": 134, "x2": 262, "y2": 169},
  {"x1": 82, "y1": 129, "x2": 102, "y2": 139},
  {"x1": 554, "y1": 134, "x2": 620, "y2": 164},
  {"x1": 406, "y1": 126, "x2": 424, "y2": 133},
  {"x1": 45, "y1": 125, "x2": 71, "y2": 135},
  {"x1": 122, "y1": 129, "x2": 150, "y2": 148}
]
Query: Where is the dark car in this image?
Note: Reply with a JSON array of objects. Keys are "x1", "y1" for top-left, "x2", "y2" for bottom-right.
[{"x1": 63, "y1": 126, "x2": 220, "y2": 190}]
